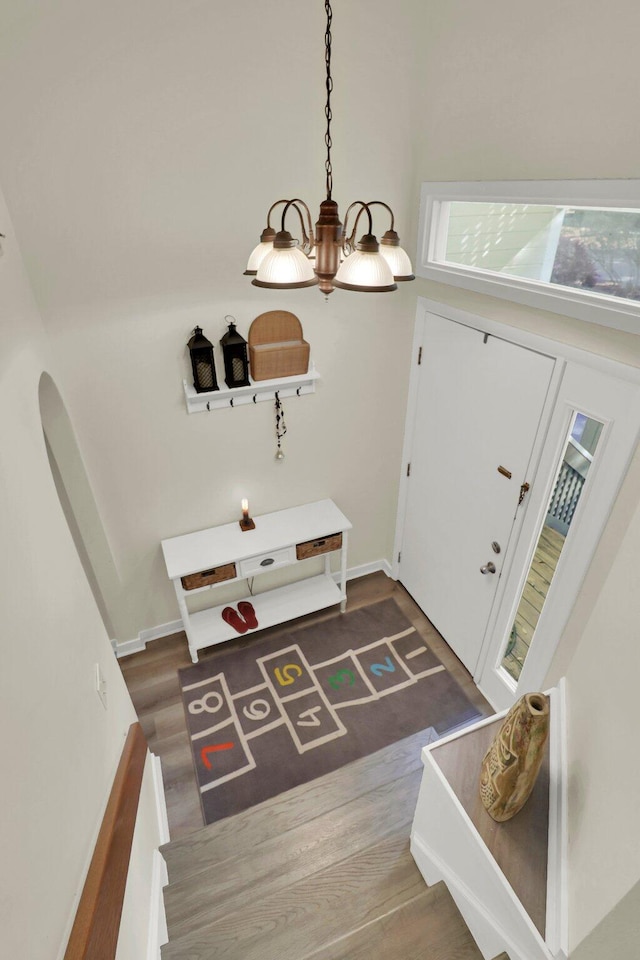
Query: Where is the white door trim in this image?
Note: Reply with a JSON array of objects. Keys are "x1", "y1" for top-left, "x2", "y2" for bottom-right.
[
  {"x1": 478, "y1": 359, "x2": 640, "y2": 707},
  {"x1": 395, "y1": 297, "x2": 640, "y2": 708}
]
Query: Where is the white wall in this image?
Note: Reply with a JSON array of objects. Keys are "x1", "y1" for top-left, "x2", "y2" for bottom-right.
[
  {"x1": 408, "y1": 0, "x2": 640, "y2": 954},
  {"x1": 569, "y1": 880, "x2": 640, "y2": 960},
  {"x1": 0, "y1": 0, "x2": 421, "y2": 644},
  {"x1": 0, "y1": 186, "x2": 162, "y2": 959},
  {"x1": 558, "y1": 477, "x2": 640, "y2": 948}
]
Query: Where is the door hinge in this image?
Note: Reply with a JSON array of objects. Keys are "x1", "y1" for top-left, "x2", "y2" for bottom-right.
[
  {"x1": 417, "y1": 346, "x2": 423, "y2": 365},
  {"x1": 518, "y1": 481, "x2": 530, "y2": 505},
  {"x1": 398, "y1": 551, "x2": 401, "y2": 563},
  {"x1": 407, "y1": 463, "x2": 411, "y2": 477}
]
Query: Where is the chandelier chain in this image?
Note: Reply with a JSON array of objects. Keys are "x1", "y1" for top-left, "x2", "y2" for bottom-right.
[{"x1": 324, "y1": 0, "x2": 333, "y2": 200}]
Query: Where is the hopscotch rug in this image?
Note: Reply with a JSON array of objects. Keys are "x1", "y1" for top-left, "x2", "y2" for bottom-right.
[{"x1": 179, "y1": 598, "x2": 482, "y2": 825}]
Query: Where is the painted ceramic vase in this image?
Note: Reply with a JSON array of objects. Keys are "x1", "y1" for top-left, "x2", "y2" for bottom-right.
[{"x1": 479, "y1": 692, "x2": 550, "y2": 822}]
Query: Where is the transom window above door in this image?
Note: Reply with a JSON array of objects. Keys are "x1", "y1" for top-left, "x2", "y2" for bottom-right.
[{"x1": 417, "y1": 180, "x2": 640, "y2": 334}]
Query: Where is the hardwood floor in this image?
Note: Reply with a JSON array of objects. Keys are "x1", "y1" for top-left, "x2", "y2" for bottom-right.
[
  {"x1": 158, "y1": 732, "x2": 486, "y2": 960},
  {"x1": 119, "y1": 572, "x2": 493, "y2": 841},
  {"x1": 119, "y1": 574, "x2": 497, "y2": 960}
]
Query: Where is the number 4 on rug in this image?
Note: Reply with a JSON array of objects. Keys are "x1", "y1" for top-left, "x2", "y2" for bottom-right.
[{"x1": 297, "y1": 706, "x2": 323, "y2": 727}]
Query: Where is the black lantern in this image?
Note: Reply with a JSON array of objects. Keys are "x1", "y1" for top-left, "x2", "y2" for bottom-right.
[
  {"x1": 220, "y1": 318, "x2": 250, "y2": 388},
  {"x1": 187, "y1": 326, "x2": 219, "y2": 394}
]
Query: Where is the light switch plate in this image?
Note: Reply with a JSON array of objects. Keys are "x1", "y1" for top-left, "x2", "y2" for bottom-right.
[{"x1": 95, "y1": 663, "x2": 107, "y2": 709}]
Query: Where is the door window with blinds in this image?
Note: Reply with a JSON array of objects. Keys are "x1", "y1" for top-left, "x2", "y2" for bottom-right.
[{"x1": 418, "y1": 180, "x2": 640, "y2": 334}]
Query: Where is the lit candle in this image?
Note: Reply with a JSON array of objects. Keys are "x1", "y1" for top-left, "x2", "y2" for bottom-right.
[{"x1": 241, "y1": 499, "x2": 249, "y2": 521}]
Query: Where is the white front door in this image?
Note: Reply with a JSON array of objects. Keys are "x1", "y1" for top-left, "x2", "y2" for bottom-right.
[{"x1": 398, "y1": 312, "x2": 555, "y2": 674}]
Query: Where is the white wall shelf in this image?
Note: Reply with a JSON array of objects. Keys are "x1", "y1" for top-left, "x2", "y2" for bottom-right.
[{"x1": 183, "y1": 362, "x2": 319, "y2": 413}]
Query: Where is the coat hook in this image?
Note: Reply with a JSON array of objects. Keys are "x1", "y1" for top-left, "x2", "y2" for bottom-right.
[
  {"x1": 206, "y1": 401, "x2": 211, "y2": 411},
  {"x1": 230, "y1": 397, "x2": 234, "y2": 407},
  {"x1": 253, "y1": 394, "x2": 257, "y2": 403},
  {"x1": 296, "y1": 387, "x2": 301, "y2": 396},
  {"x1": 275, "y1": 390, "x2": 280, "y2": 401}
]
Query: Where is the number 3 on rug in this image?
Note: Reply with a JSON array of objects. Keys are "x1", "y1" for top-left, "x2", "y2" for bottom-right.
[{"x1": 328, "y1": 669, "x2": 355, "y2": 690}]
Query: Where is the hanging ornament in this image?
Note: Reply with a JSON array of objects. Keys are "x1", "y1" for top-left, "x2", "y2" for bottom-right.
[{"x1": 274, "y1": 392, "x2": 287, "y2": 461}]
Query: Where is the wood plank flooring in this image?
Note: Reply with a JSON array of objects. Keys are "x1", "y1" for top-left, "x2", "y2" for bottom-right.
[
  {"x1": 118, "y1": 574, "x2": 497, "y2": 960},
  {"x1": 119, "y1": 572, "x2": 492, "y2": 841},
  {"x1": 158, "y1": 732, "x2": 487, "y2": 960}
]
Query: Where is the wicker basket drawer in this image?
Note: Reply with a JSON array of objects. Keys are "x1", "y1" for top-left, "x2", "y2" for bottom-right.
[
  {"x1": 181, "y1": 562, "x2": 237, "y2": 590},
  {"x1": 249, "y1": 340, "x2": 310, "y2": 381},
  {"x1": 296, "y1": 532, "x2": 342, "y2": 561}
]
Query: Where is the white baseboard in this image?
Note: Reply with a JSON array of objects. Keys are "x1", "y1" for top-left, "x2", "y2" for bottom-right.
[
  {"x1": 116, "y1": 560, "x2": 392, "y2": 657},
  {"x1": 114, "y1": 636, "x2": 147, "y2": 658},
  {"x1": 335, "y1": 558, "x2": 393, "y2": 582},
  {"x1": 147, "y1": 754, "x2": 170, "y2": 960},
  {"x1": 140, "y1": 619, "x2": 184, "y2": 644},
  {"x1": 114, "y1": 619, "x2": 184, "y2": 659},
  {"x1": 151, "y1": 753, "x2": 170, "y2": 846},
  {"x1": 147, "y1": 850, "x2": 169, "y2": 960}
]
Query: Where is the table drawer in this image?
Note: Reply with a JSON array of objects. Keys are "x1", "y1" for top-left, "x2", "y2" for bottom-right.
[
  {"x1": 181, "y1": 562, "x2": 237, "y2": 590},
  {"x1": 296, "y1": 532, "x2": 342, "y2": 560},
  {"x1": 238, "y1": 545, "x2": 297, "y2": 578}
]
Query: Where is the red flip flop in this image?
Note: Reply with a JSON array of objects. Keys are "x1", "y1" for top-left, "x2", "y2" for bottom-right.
[
  {"x1": 237, "y1": 600, "x2": 259, "y2": 630},
  {"x1": 222, "y1": 606, "x2": 248, "y2": 634}
]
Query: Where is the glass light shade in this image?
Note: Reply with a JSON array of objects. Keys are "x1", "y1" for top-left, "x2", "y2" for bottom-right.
[
  {"x1": 379, "y1": 242, "x2": 415, "y2": 281},
  {"x1": 253, "y1": 244, "x2": 318, "y2": 289},
  {"x1": 333, "y1": 248, "x2": 397, "y2": 292},
  {"x1": 244, "y1": 239, "x2": 275, "y2": 275}
]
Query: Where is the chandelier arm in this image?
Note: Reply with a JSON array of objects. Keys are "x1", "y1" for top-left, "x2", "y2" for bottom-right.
[
  {"x1": 279, "y1": 199, "x2": 316, "y2": 252},
  {"x1": 266, "y1": 199, "x2": 292, "y2": 229},
  {"x1": 366, "y1": 200, "x2": 396, "y2": 231},
  {"x1": 343, "y1": 201, "x2": 372, "y2": 249}
]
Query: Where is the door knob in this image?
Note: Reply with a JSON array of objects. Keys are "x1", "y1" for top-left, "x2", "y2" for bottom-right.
[{"x1": 480, "y1": 561, "x2": 496, "y2": 575}]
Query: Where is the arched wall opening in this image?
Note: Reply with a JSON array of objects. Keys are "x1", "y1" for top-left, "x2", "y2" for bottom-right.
[{"x1": 38, "y1": 371, "x2": 122, "y2": 642}]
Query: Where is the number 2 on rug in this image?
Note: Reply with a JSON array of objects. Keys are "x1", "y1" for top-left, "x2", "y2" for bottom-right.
[{"x1": 370, "y1": 656, "x2": 396, "y2": 677}]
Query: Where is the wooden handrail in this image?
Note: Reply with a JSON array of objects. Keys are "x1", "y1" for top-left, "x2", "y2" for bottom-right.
[{"x1": 64, "y1": 722, "x2": 148, "y2": 960}]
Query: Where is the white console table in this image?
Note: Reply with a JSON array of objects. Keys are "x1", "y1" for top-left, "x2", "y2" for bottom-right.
[{"x1": 161, "y1": 499, "x2": 352, "y2": 662}]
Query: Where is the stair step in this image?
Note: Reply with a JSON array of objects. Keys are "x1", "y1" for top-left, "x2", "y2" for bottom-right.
[
  {"x1": 161, "y1": 831, "x2": 427, "y2": 960},
  {"x1": 161, "y1": 726, "x2": 436, "y2": 885},
  {"x1": 303, "y1": 884, "x2": 483, "y2": 960},
  {"x1": 164, "y1": 768, "x2": 422, "y2": 939}
]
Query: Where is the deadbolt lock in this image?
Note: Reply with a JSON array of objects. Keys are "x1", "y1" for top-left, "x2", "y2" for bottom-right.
[{"x1": 491, "y1": 541, "x2": 501, "y2": 554}]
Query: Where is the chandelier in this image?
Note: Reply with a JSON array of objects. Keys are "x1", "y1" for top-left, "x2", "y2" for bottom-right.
[{"x1": 244, "y1": 1, "x2": 414, "y2": 296}]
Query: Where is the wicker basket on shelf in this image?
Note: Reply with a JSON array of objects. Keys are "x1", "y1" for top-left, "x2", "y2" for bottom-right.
[{"x1": 248, "y1": 311, "x2": 310, "y2": 381}]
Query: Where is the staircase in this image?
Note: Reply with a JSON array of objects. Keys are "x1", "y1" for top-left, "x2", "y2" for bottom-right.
[{"x1": 159, "y1": 730, "x2": 499, "y2": 960}]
